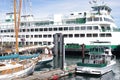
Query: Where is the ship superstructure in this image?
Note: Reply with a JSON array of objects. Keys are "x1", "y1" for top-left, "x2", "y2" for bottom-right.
[{"x1": 0, "y1": 0, "x2": 120, "y2": 50}]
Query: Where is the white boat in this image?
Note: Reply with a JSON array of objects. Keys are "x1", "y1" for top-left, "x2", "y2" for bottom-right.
[
  {"x1": 37, "y1": 54, "x2": 53, "y2": 65},
  {"x1": 0, "y1": 0, "x2": 120, "y2": 53},
  {"x1": 75, "y1": 41, "x2": 116, "y2": 75},
  {"x1": 18, "y1": 45, "x2": 53, "y2": 65},
  {"x1": 37, "y1": 47, "x2": 53, "y2": 65},
  {"x1": 0, "y1": 52, "x2": 36, "y2": 80}
]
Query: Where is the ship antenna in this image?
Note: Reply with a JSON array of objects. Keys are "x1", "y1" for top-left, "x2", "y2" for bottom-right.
[
  {"x1": 28, "y1": 0, "x2": 33, "y2": 17},
  {"x1": 89, "y1": 0, "x2": 102, "y2": 6}
]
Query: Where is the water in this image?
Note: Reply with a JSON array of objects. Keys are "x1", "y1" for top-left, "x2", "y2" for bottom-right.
[{"x1": 35, "y1": 56, "x2": 120, "y2": 80}]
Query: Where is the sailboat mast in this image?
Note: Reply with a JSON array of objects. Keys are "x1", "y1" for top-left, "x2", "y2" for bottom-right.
[{"x1": 14, "y1": 0, "x2": 22, "y2": 53}]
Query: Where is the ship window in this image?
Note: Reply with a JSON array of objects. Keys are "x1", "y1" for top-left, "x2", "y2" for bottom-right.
[
  {"x1": 69, "y1": 34, "x2": 73, "y2": 37},
  {"x1": 63, "y1": 34, "x2": 67, "y2": 38},
  {"x1": 43, "y1": 41, "x2": 47, "y2": 45},
  {"x1": 23, "y1": 29, "x2": 25, "y2": 32},
  {"x1": 59, "y1": 27, "x2": 63, "y2": 31},
  {"x1": 75, "y1": 26, "x2": 80, "y2": 30},
  {"x1": 35, "y1": 28, "x2": 38, "y2": 32},
  {"x1": 4, "y1": 30, "x2": 6, "y2": 33},
  {"x1": 31, "y1": 35, "x2": 33, "y2": 38},
  {"x1": 30, "y1": 42, "x2": 33, "y2": 45},
  {"x1": 106, "y1": 33, "x2": 112, "y2": 37},
  {"x1": 81, "y1": 26, "x2": 86, "y2": 30},
  {"x1": 1, "y1": 30, "x2": 3, "y2": 33},
  {"x1": 43, "y1": 35, "x2": 47, "y2": 38},
  {"x1": 100, "y1": 17, "x2": 102, "y2": 21},
  {"x1": 100, "y1": 33, "x2": 105, "y2": 37},
  {"x1": 39, "y1": 35, "x2": 42, "y2": 38},
  {"x1": 87, "y1": 17, "x2": 92, "y2": 21},
  {"x1": 21, "y1": 23, "x2": 24, "y2": 26},
  {"x1": 31, "y1": 29, "x2": 34, "y2": 32},
  {"x1": 11, "y1": 29, "x2": 14, "y2": 32},
  {"x1": 69, "y1": 27, "x2": 74, "y2": 30},
  {"x1": 87, "y1": 34, "x2": 92, "y2": 37},
  {"x1": 93, "y1": 34, "x2": 98, "y2": 37},
  {"x1": 93, "y1": 26, "x2": 98, "y2": 30},
  {"x1": 48, "y1": 42, "x2": 51, "y2": 45},
  {"x1": 54, "y1": 28, "x2": 57, "y2": 31},
  {"x1": 80, "y1": 34, "x2": 85, "y2": 37},
  {"x1": 48, "y1": 35, "x2": 51, "y2": 38},
  {"x1": 64, "y1": 27, "x2": 68, "y2": 31},
  {"x1": 44, "y1": 28, "x2": 47, "y2": 31},
  {"x1": 87, "y1": 26, "x2": 92, "y2": 30},
  {"x1": 49, "y1": 28, "x2": 52, "y2": 31},
  {"x1": 39, "y1": 28, "x2": 43, "y2": 31},
  {"x1": 34, "y1": 42, "x2": 38, "y2": 45},
  {"x1": 39, "y1": 42, "x2": 42, "y2": 45},
  {"x1": 94, "y1": 17, "x2": 99, "y2": 21},
  {"x1": 25, "y1": 42, "x2": 28, "y2": 45},
  {"x1": 34, "y1": 35, "x2": 38, "y2": 38},
  {"x1": 8, "y1": 29, "x2": 10, "y2": 32},
  {"x1": 102, "y1": 7, "x2": 104, "y2": 10},
  {"x1": 27, "y1": 29, "x2": 30, "y2": 32},
  {"x1": 26, "y1": 35, "x2": 29, "y2": 38},
  {"x1": 107, "y1": 26, "x2": 111, "y2": 30},
  {"x1": 74, "y1": 34, "x2": 79, "y2": 37}
]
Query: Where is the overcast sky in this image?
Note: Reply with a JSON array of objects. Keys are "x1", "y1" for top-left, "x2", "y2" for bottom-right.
[{"x1": 0, "y1": 0, "x2": 120, "y2": 26}]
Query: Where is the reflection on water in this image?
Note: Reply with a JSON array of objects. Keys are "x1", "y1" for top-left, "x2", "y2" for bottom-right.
[
  {"x1": 60, "y1": 71, "x2": 114, "y2": 80},
  {"x1": 34, "y1": 55, "x2": 120, "y2": 80},
  {"x1": 35, "y1": 63, "x2": 53, "y2": 71}
]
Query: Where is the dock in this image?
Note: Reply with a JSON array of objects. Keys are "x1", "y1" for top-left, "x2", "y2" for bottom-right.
[{"x1": 13, "y1": 65, "x2": 76, "y2": 80}]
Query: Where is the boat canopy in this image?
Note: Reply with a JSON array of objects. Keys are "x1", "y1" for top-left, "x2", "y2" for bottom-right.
[
  {"x1": 89, "y1": 46, "x2": 108, "y2": 55},
  {"x1": 0, "y1": 54, "x2": 19, "y2": 60},
  {"x1": 19, "y1": 53, "x2": 39, "y2": 60}
]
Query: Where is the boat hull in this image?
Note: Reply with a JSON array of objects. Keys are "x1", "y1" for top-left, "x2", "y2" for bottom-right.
[
  {"x1": 36, "y1": 57, "x2": 53, "y2": 65},
  {"x1": 76, "y1": 60, "x2": 116, "y2": 75},
  {"x1": 0, "y1": 63, "x2": 35, "y2": 80}
]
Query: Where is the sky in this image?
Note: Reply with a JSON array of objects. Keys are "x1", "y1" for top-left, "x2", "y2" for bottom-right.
[{"x1": 0, "y1": 0, "x2": 120, "y2": 26}]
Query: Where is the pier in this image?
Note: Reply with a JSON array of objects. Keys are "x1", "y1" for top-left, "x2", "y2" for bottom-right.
[{"x1": 13, "y1": 65, "x2": 76, "y2": 80}]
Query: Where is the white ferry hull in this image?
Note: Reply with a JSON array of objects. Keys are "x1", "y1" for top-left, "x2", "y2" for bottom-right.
[
  {"x1": 76, "y1": 60, "x2": 116, "y2": 75},
  {"x1": 0, "y1": 63, "x2": 35, "y2": 80}
]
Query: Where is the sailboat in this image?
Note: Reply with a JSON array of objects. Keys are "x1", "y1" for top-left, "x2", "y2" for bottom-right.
[{"x1": 0, "y1": 0, "x2": 36, "y2": 79}]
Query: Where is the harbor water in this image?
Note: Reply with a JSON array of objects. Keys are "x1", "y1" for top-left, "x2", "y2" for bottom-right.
[{"x1": 35, "y1": 56, "x2": 120, "y2": 80}]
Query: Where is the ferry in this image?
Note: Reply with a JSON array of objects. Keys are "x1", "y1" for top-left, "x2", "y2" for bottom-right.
[
  {"x1": 75, "y1": 41, "x2": 116, "y2": 75},
  {"x1": 0, "y1": 0, "x2": 120, "y2": 54}
]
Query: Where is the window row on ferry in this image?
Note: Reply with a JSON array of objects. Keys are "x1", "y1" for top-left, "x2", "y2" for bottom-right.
[
  {"x1": 0, "y1": 26, "x2": 111, "y2": 33},
  {"x1": 86, "y1": 17, "x2": 114, "y2": 23},
  {"x1": 2, "y1": 41, "x2": 52, "y2": 46},
  {"x1": 1, "y1": 33, "x2": 112, "y2": 38}
]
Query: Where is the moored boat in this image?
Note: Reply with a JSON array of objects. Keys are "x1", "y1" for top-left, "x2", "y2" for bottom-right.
[
  {"x1": 36, "y1": 47, "x2": 53, "y2": 65},
  {"x1": 75, "y1": 41, "x2": 116, "y2": 75},
  {"x1": 0, "y1": 51, "x2": 36, "y2": 80}
]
